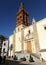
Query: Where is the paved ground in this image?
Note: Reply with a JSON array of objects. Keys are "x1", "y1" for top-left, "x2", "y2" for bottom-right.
[{"x1": 0, "y1": 60, "x2": 46, "y2": 65}]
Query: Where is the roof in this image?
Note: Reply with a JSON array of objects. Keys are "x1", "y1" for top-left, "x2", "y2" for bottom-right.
[{"x1": 40, "y1": 49, "x2": 46, "y2": 52}]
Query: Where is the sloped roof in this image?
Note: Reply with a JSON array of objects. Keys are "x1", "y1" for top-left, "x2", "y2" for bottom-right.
[{"x1": 40, "y1": 49, "x2": 46, "y2": 52}]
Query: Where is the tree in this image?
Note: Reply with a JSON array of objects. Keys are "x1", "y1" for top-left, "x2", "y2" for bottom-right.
[
  {"x1": 0, "y1": 35, "x2": 6, "y2": 39},
  {"x1": 13, "y1": 55, "x2": 17, "y2": 60},
  {"x1": 29, "y1": 55, "x2": 34, "y2": 62}
]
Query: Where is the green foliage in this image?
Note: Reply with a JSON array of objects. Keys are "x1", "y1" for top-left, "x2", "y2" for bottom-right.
[
  {"x1": 0, "y1": 35, "x2": 6, "y2": 44},
  {"x1": 29, "y1": 55, "x2": 34, "y2": 62},
  {"x1": 13, "y1": 55, "x2": 17, "y2": 60},
  {"x1": 20, "y1": 57, "x2": 26, "y2": 61},
  {"x1": 0, "y1": 35, "x2": 6, "y2": 40}
]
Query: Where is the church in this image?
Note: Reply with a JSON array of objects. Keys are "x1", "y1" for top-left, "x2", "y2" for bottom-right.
[{"x1": 8, "y1": 3, "x2": 46, "y2": 60}]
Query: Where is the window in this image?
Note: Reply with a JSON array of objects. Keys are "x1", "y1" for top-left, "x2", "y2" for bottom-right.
[
  {"x1": 17, "y1": 18, "x2": 19, "y2": 20},
  {"x1": 3, "y1": 48, "x2": 5, "y2": 53},
  {"x1": 20, "y1": 16, "x2": 23, "y2": 21},
  {"x1": 28, "y1": 30, "x2": 30, "y2": 34},
  {"x1": 44, "y1": 24, "x2": 46, "y2": 30},
  {"x1": 20, "y1": 16, "x2": 22, "y2": 18},
  {"x1": 4, "y1": 43, "x2": 6, "y2": 46},
  {"x1": 44, "y1": 26, "x2": 46, "y2": 30}
]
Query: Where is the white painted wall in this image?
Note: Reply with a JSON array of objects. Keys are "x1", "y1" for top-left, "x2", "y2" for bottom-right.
[
  {"x1": 2, "y1": 40, "x2": 8, "y2": 56},
  {"x1": 36, "y1": 18, "x2": 46, "y2": 60},
  {"x1": 9, "y1": 34, "x2": 14, "y2": 56},
  {"x1": 15, "y1": 31, "x2": 22, "y2": 52}
]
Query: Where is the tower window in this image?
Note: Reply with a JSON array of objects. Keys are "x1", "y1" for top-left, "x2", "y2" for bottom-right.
[
  {"x1": 20, "y1": 16, "x2": 22, "y2": 18},
  {"x1": 17, "y1": 18, "x2": 19, "y2": 20},
  {"x1": 20, "y1": 16, "x2": 23, "y2": 20}
]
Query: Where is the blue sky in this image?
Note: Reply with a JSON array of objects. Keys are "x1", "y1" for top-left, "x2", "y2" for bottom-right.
[{"x1": 0, "y1": 0, "x2": 46, "y2": 38}]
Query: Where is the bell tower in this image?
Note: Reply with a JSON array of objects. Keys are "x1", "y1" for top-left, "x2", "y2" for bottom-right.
[{"x1": 16, "y1": 3, "x2": 29, "y2": 32}]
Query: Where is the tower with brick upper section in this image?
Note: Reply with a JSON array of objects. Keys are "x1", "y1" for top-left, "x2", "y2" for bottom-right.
[{"x1": 16, "y1": 3, "x2": 29, "y2": 32}]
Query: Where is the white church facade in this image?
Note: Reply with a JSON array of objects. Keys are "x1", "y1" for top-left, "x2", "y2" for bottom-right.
[{"x1": 8, "y1": 3, "x2": 46, "y2": 60}]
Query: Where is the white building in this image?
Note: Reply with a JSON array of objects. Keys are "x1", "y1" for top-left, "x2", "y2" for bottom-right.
[
  {"x1": 36, "y1": 19, "x2": 46, "y2": 60},
  {"x1": 2, "y1": 40, "x2": 8, "y2": 56},
  {"x1": 8, "y1": 3, "x2": 46, "y2": 60}
]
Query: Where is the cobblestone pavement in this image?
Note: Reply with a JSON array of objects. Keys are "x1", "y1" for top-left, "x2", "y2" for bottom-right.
[{"x1": 0, "y1": 60, "x2": 46, "y2": 65}]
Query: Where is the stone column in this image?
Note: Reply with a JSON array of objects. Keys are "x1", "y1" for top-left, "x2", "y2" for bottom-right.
[
  {"x1": 21, "y1": 28, "x2": 24, "y2": 53},
  {"x1": 13, "y1": 31, "x2": 15, "y2": 56}
]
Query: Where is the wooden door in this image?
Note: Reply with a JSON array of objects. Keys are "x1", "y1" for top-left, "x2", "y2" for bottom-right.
[{"x1": 27, "y1": 41, "x2": 32, "y2": 53}]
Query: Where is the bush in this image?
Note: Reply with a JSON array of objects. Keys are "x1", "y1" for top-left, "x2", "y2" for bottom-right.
[
  {"x1": 13, "y1": 55, "x2": 17, "y2": 60},
  {"x1": 20, "y1": 57, "x2": 26, "y2": 61},
  {"x1": 29, "y1": 55, "x2": 34, "y2": 62}
]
